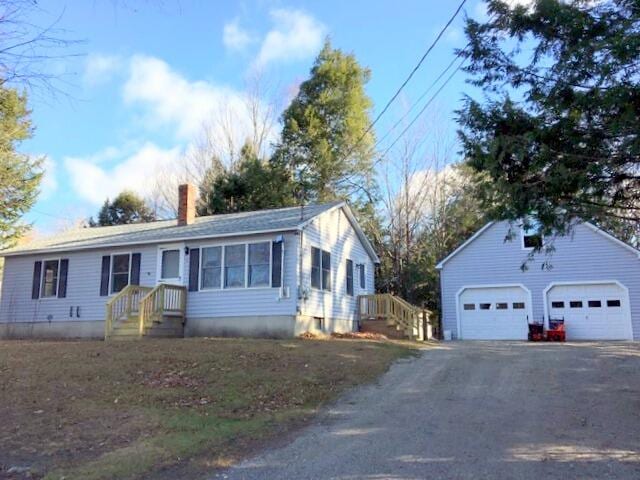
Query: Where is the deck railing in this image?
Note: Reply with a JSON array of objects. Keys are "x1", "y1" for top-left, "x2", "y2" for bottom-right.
[
  {"x1": 357, "y1": 293, "x2": 431, "y2": 340},
  {"x1": 139, "y1": 284, "x2": 187, "y2": 335},
  {"x1": 105, "y1": 285, "x2": 153, "y2": 337}
]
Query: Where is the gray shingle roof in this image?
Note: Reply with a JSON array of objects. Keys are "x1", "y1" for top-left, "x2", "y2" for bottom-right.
[{"x1": 3, "y1": 202, "x2": 343, "y2": 256}]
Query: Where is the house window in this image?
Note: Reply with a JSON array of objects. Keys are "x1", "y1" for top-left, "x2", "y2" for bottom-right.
[
  {"x1": 513, "y1": 302, "x2": 525, "y2": 309},
  {"x1": 479, "y1": 303, "x2": 492, "y2": 310},
  {"x1": 522, "y1": 219, "x2": 543, "y2": 250},
  {"x1": 41, "y1": 259, "x2": 60, "y2": 298},
  {"x1": 224, "y1": 244, "x2": 246, "y2": 288},
  {"x1": 496, "y1": 302, "x2": 508, "y2": 310},
  {"x1": 248, "y1": 242, "x2": 270, "y2": 287},
  {"x1": 359, "y1": 264, "x2": 366, "y2": 289},
  {"x1": 311, "y1": 247, "x2": 331, "y2": 291},
  {"x1": 346, "y1": 259, "x2": 354, "y2": 296},
  {"x1": 201, "y1": 246, "x2": 222, "y2": 289},
  {"x1": 588, "y1": 300, "x2": 602, "y2": 308},
  {"x1": 570, "y1": 300, "x2": 583, "y2": 308},
  {"x1": 160, "y1": 249, "x2": 180, "y2": 279},
  {"x1": 463, "y1": 303, "x2": 475, "y2": 310},
  {"x1": 111, "y1": 254, "x2": 131, "y2": 294},
  {"x1": 607, "y1": 299, "x2": 621, "y2": 307}
]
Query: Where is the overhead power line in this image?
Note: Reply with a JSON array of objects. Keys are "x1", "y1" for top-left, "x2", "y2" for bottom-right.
[
  {"x1": 374, "y1": 46, "x2": 468, "y2": 149},
  {"x1": 376, "y1": 58, "x2": 467, "y2": 163},
  {"x1": 345, "y1": 0, "x2": 468, "y2": 159}
]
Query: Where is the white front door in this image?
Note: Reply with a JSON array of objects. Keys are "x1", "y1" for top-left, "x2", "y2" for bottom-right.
[
  {"x1": 157, "y1": 244, "x2": 185, "y2": 285},
  {"x1": 546, "y1": 282, "x2": 632, "y2": 340},
  {"x1": 458, "y1": 285, "x2": 531, "y2": 340}
]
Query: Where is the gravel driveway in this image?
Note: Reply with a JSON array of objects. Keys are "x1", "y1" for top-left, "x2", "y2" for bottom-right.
[{"x1": 220, "y1": 342, "x2": 640, "y2": 480}]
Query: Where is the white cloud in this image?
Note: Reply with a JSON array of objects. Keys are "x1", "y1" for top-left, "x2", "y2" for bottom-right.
[
  {"x1": 83, "y1": 53, "x2": 123, "y2": 86},
  {"x1": 223, "y1": 20, "x2": 253, "y2": 50},
  {"x1": 123, "y1": 55, "x2": 251, "y2": 140},
  {"x1": 254, "y1": 9, "x2": 325, "y2": 68},
  {"x1": 64, "y1": 143, "x2": 183, "y2": 205}
]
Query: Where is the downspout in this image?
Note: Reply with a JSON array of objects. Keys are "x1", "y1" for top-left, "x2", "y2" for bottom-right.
[{"x1": 297, "y1": 228, "x2": 304, "y2": 317}]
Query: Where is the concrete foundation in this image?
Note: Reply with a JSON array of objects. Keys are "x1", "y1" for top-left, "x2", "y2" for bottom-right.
[
  {"x1": 0, "y1": 315, "x2": 357, "y2": 340},
  {"x1": 0, "y1": 320, "x2": 104, "y2": 339}
]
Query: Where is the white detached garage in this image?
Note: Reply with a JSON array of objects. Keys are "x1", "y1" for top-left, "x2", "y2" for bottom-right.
[{"x1": 438, "y1": 221, "x2": 640, "y2": 341}]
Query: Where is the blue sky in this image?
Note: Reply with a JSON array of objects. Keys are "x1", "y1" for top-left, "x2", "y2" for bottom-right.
[{"x1": 23, "y1": 0, "x2": 497, "y2": 232}]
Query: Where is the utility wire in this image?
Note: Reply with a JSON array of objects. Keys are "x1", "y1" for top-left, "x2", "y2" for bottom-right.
[
  {"x1": 344, "y1": 0, "x2": 468, "y2": 161},
  {"x1": 374, "y1": 46, "x2": 468, "y2": 149},
  {"x1": 376, "y1": 58, "x2": 466, "y2": 164}
]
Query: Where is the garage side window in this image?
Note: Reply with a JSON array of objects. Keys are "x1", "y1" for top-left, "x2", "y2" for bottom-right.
[
  {"x1": 496, "y1": 303, "x2": 508, "y2": 310},
  {"x1": 588, "y1": 300, "x2": 602, "y2": 308},
  {"x1": 551, "y1": 301, "x2": 565, "y2": 308},
  {"x1": 512, "y1": 302, "x2": 525, "y2": 309},
  {"x1": 607, "y1": 299, "x2": 621, "y2": 307},
  {"x1": 463, "y1": 303, "x2": 475, "y2": 310},
  {"x1": 570, "y1": 301, "x2": 583, "y2": 308},
  {"x1": 479, "y1": 303, "x2": 492, "y2": 310}
]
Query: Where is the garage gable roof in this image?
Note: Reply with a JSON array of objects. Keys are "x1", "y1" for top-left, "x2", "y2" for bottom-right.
[{"x1": 435, "y1": 220, "x2": 640, "y2": 270}]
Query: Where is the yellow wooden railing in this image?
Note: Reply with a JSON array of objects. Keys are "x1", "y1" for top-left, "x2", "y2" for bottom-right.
[
  {"x1": 105, "y1": 285, "x2": 153, "y2": 337},
  {"x1": 139, "y1": 284, "x2": 187, "y2": 335},
  {"x1": 357, "y1": 293, "x2": 430, "y2": 341}
]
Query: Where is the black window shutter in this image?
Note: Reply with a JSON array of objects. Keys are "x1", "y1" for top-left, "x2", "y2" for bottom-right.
[
  {"x1": 31, "y1": 261, "x2": 42, "y2": 299},
  {"x1": 100, "y1": 256, "x2": 111, "y2": 296},
  {"x1": 271, "y1": 241, "x2": 282, "y2": 288},
  {"x1": 188, "y1": 248, "x2": 200, "y2": 291},
  {"x1": 58, "y1": 259, "x2": 69, "y2": 298},
  {"x1": 130, "y1": 253, "x2": 141, "y2": 285}
]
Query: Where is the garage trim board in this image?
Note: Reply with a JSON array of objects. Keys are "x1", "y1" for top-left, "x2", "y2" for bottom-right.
[{"x1": 455, "y1": 284, "x2": 533, "y2": 340}]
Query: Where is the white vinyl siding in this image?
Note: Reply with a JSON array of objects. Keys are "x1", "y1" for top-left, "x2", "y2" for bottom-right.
[
  {"x1": 0, "y1": 246, "x2": 156, "y2": 324},
  {"x1": 299, "y1": 207, "x2": 376, "y2": 325},
  {"x1": 185, "y1": 232, "x2": 298, "y2": 319}
]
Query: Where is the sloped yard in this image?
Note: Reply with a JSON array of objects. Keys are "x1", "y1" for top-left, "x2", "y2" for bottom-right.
[{"x1": 0, "y1": 337, "x2": 417, "y2": 479}]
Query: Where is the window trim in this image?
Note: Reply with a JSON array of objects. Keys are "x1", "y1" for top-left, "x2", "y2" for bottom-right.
[
  {"x1": 109, "y1": 252, "x2": 133, "y2": 295},
  {"x1": 310, "y1": 246, "x2": 331, "y2": 292},
  {"x1": 358, "y1": 263, "x2": 366, "y2": 289},
  {"x1": 39, "y1": 257, "x2": 61, "y2": 299},
  {"x1": 247, "y1": 241, "x2": 272, "y2": 289},
  {"x1": 346, "y1": 259, "x2": 354, "y2": 297},
  {"x1": 521, "y1": 219, "x2": 544, "y2": 251},
  {"x1": 196, "y1": 240, "x2": 277, "y2": 292},
  {"x1": 156, "y1": 243, "x2": 185, "y2": 284},
  {"x1": 199, "y1": 245, "x2": 223, "y2": 291}
]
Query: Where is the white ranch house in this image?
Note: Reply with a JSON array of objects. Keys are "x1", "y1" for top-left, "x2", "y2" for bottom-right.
[{"x1": 0, "y1": 185, "x2": 380, "y2": 339}]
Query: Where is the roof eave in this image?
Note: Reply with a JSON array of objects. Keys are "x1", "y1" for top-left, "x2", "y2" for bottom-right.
[{"x1": 0, "y1": 226, "x2": 301, "y2": 258}]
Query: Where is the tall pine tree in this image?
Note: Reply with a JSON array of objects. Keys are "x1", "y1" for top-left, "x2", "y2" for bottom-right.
[
  {"x1": 273, "y1": 40, "x2": 377, "y2": 204},
  {"x1": 458, "y1": 0, "x2": 640, "y2": 239},
  {"x1": 0, "y1": 87, "x2": 42, "y2": 250}
]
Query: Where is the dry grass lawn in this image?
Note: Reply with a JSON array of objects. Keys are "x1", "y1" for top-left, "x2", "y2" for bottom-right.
[{"x1": 0, "y1": 337, "x2": 418, "y2": 480}]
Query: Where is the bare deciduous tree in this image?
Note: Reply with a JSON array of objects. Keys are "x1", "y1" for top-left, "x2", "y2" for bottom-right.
[
  {"x1": 147, "y1": 73, "x2": 281, "y2": 217},
  {"x1": 0, "y1": 0, "x2": 80, "y2": 94}
]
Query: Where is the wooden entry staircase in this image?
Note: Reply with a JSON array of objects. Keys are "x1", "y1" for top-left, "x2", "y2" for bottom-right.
[
  {"x1": 105, "y1": 284, "x2": 187, "y2": 340},
  {"x1": 358, "y1": 294, "x2": 431, "y2": 341}
]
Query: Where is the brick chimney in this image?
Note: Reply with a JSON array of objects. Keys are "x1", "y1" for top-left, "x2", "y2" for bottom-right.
[{"x1": 177, "y1": 183, "x2": 196, "y2": 226}]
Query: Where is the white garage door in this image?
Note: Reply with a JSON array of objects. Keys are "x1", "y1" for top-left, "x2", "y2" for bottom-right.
[
  {"x1": 459, "y1": 286, "x2": 530, "y2": 340},
  {"x1": 546, "y1": 283, "x2": 632, "y2": 340}
]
